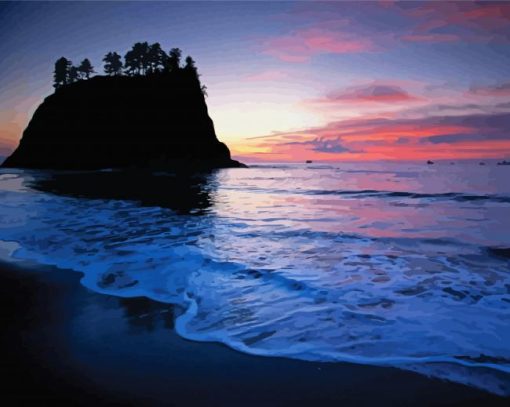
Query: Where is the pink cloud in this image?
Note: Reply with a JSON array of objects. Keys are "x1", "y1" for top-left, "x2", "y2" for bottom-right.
[
  {"x1": 403, "y1": 2, "x2": 510, "y2": 43},
  {"x1": 261, "y1": 28, "x2": 374, "y2": 62},
  {"x1": 310, "y1": 83, "x2": 423, "y2": 105},
  {"x1": 378, "y1": 0, "x2": 396, "y2": 10},
  {"x1": 470, "y1": 82, "x2": 510, "y2": 97},
  {"x1": 244, "y1": 70, "x2": 289, "y2": 82},
  {"x1": 401, "y1": 33, "x2": 460, "y2": 43},
  {"x1": 406, "y1": 2, "x2": 510, "y2": 24},
  {"x1": 447, "y1": 3, "x2": 510, "y2": 30},
  {"x1": 238, "y1": 111, "x2": 510, "y2": 162}
]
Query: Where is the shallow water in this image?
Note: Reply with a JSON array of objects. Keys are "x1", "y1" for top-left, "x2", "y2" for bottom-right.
[{"x1": 1, "y1": 162, "x2": 509, "y2": 395}]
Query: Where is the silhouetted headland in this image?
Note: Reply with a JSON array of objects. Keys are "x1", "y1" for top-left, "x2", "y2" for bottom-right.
[{"x1": 2, "y1": 42, "x2": 244, "y2": 171}]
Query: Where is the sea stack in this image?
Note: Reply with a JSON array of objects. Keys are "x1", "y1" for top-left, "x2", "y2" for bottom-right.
[{"x1": 2, "y1": 72, "x2": 244, "y2": 171}]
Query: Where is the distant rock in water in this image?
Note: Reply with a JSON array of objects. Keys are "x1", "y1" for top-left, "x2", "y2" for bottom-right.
[
  {"x1": 427, "y1": 160, "x2": 434, "y2": 165},
  {"x1": 2, "y1": 73, "x2": 244, "y2": 170}
]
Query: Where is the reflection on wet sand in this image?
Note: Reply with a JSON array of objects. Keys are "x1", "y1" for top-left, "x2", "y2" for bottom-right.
[{"x1": 119, "y1": 297, "x2": 175, "y2": 333}]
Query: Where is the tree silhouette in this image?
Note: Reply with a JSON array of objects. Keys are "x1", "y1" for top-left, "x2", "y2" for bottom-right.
[
  {"x1": 78, "y1": 58, "x2": 94, "y2": 79},
  {"x1": 124, "y1": 42, "x2": 151, "y2": 75},
  {"x1": 51, "y1": 43, "x2": 206, "y2": 92},
  {"x1": 69, "y1": 66, "x2": 80, "y2": 83},
  {"x1": 166, "y1": 48, "x2": 182, "y2": 72},
  {"x1": 148, "y1": 43, "x2": 167, "y2": 73},
  {"x1": 184, "y1": 56, "x2": 197, "y2": 75},
  {"x1": 138, "y1": 42, "x2": 151, "y2": 74},
  {"x1": 53, "y1": 57, "x2": 72, "y2": 89},
  {"x1": 183, "y1": 56, "x2": 206, "y2": 96},
  {"x1": 103, "y1": 52, "x2": 123, "y2": 76},
  {"x1": 124, "y1": 48, "x2": 137, "y2": 76}
]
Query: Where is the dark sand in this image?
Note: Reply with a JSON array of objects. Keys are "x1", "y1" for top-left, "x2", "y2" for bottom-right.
[{"x1": 1, "y1": 261, "x2": 508, "y2": 406}]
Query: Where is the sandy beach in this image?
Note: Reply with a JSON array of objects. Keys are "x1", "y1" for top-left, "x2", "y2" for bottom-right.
[{"x1": 1, "y1": 260, "x2": 508, "y2": 406}]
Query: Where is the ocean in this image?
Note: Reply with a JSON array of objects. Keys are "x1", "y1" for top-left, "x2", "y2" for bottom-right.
[{"x1": 1, "y1": 161, "x2": 509, "y2": 395}]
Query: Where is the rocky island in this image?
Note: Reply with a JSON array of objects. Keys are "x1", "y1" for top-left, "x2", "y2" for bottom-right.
[{"x1": 2, "y1": 43, "x2": 244, "y2": 171}]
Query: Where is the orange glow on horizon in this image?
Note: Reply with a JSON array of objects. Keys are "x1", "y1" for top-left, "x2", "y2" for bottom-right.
[{"x1": 233, "y1": 133, "x2": 510, "y2": 163}]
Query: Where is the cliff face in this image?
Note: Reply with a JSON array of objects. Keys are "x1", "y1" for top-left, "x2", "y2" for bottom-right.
[{"x1": 2, "y1": 73, "x2": 243, "y2": 170}]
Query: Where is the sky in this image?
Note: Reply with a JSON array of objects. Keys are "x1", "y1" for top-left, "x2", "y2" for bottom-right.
[{"x1": 0, "y1": 0, "x2": 509, "y2": 162}]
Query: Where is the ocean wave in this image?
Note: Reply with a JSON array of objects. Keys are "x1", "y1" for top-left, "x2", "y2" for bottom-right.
[
  {"x1": 217, "y1": 184, "x2": 510, "y2": 204},
  {"x1": 307, "y1": 189, "x2": 510, "y2": 203}
]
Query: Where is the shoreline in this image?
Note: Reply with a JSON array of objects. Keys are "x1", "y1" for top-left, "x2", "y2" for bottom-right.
[{"x1": 1, "y1": 259, "x2": 509, "y2": 406}]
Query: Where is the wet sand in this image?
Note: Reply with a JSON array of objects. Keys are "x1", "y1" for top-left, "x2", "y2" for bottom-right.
[{"x1": 1, "y1": 261, "x2": 508, "y2": 406}]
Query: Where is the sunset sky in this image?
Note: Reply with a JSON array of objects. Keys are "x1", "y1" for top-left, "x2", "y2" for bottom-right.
[{"x1": 0, "y1": 1, "x2": 509, "y2": 162}]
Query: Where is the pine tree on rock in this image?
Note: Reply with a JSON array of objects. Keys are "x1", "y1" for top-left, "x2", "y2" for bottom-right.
[
  {"x1": 124, "y1": 42, "x2": 151, "y2": 75},
  {"x1": 103, "y1": 52, "x2": 123, "y2": 76},
  {"x1": 166, "y1": 48, "x2": 182, "y2": 72},
  {"x1": 148, "y1": 43, "x2": 167, "y2": 73},
  {"x1": 78, "y1": 58, "x2": 94, "y2": 79},
  {"x1": 69, "y1": 66, "x2": 80, "y2": 83},
  {"x1": 53, "y1": 57, "x2": 72, "y2": 89}
]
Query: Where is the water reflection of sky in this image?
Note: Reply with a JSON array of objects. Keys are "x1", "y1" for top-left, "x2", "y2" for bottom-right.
[{"x1": 211, "y1": 162, "x2": 510, "y2": 246}]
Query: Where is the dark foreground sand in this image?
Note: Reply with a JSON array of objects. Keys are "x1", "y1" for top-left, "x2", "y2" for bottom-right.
[{"x1": 1, "y1": 261, "x2": 508, "y2": 407}]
